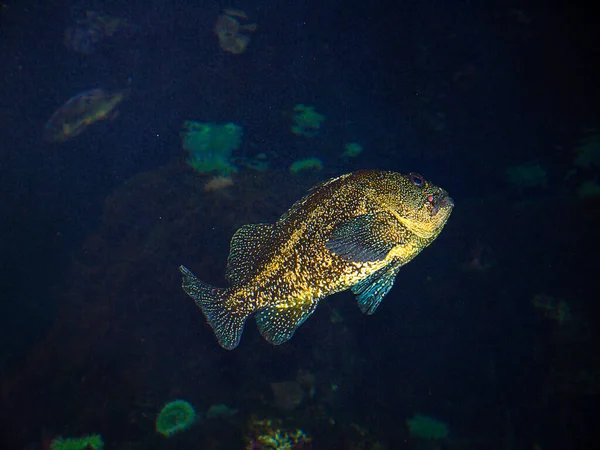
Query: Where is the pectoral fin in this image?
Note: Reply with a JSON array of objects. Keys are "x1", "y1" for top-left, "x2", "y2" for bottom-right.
[
  {"x1": 351, "y1": 262, "x2": 401, "y2": 314},
  {"x1": 325, "y1": 212, "x2": 402, "y2": 263}
]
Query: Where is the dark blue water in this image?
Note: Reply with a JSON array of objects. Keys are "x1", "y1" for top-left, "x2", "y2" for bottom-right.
[{"x1": 1, "y1": 1, "x2": 598, "y2": 449}]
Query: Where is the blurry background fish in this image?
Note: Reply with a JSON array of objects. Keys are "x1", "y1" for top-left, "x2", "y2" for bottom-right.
[
  {"x1": 43, "y1": 88, "x2": 129, "y2": 143},
  {"x1": 64, "y1": 10, "x2": 133, "y2": 55}
]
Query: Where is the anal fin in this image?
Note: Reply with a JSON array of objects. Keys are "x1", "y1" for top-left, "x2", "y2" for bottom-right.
[{"x1": 255, "y1": 298, "x2": 319, "y2": 345}]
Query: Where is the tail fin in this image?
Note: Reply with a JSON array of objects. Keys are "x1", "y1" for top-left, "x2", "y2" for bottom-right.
[{"x1": 179, "y1": 265, "x2": 246, "y2": 350}]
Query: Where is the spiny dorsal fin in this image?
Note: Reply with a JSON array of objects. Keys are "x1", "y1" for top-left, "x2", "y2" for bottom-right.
[
  {"x1": 226, "y1": 223, "x2": 278, "y2": 285},
  {"x1": 325, "y1": 212, "x2": 402, "y2": 263},
  {"x1": 279, "y1": 173, "x2": 353, "y2": 222}
]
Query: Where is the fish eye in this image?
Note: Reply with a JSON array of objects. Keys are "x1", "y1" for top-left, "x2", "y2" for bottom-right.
[
  {"x1": 410, "y1": 173, "x2": 425, "y2": 186},
  {"x1": 427, "y1": 195, "x2": 434, "y2": 203}
]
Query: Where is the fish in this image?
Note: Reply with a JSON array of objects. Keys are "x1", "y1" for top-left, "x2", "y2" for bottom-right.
[
  {"x1": 180, "y1": 170, "x2": 454, "y2": 349},
  {"x1": 44, "y1": 88, "x2": 128, "y2": 142}
]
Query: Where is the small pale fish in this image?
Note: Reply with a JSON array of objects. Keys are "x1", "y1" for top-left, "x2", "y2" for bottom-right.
[
  {"x1": 180, "y1": 170, "x2": 454, "y2": 349},
  {"x1": 44, "y1": 88, "x2": 128, "y2": 142}
]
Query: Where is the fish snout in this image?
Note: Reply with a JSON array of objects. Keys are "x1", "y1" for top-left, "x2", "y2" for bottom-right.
[{"x1": 431, "y1": 191, "x2": 454, "y2": 215}]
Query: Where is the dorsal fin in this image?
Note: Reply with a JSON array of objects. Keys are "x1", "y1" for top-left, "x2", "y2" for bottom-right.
[
  {"x1": 279, "y1": 173, "x2": 353, "y2": 222},
  {"x1": 226, "y1": 223, "x2": 278, "y2": 285}
]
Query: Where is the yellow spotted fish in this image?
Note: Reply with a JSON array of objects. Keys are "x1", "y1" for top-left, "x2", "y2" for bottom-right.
[{"x1": 180, "y1": 170, "x2": 453, "y2": 349}]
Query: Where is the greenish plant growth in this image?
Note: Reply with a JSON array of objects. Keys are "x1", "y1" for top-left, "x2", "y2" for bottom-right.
[
  {"x1": 156, "y1": 399, "x2": 197, "y2": 437},
  {"x1": 50, "y1": 434, "x2": 104, "y2": 450},
  {"x1": 181, "y1": 121, "x2": 242, "y2": 175},
  {"x1": 291, "y1": 104, "x2": 325, "y2": 137}
]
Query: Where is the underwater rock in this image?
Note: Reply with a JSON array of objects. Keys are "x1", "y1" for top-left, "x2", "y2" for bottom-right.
[
  {"x1": 270, "y1": 381, "x2": 305, "y2": 411},
  {"x1": 505, "y1": 162, "x2": 548, "y2": 189},
  {"x1": 205, "y1": 403, "x2": 239, "y2": 419}
]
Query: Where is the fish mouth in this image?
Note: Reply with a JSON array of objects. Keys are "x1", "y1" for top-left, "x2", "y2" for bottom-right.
[
  {"x1": 431, "y1": 192, "x2": 454, "y2": 216},
  {"x1": 386, "y1": 191, "x2": 454, "y2": 239}
]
